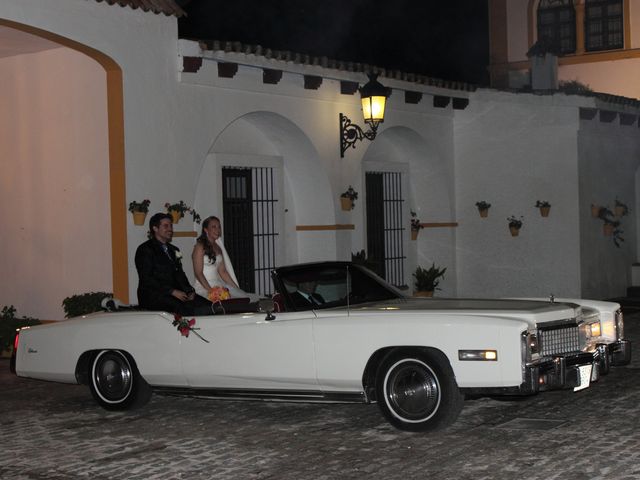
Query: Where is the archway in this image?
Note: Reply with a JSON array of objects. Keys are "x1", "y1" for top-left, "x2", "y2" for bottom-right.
[
  {"x1": 0, "y1": 19, "x2": 127, "y2": 317},
  {"x1": 193, "y1": 111, "x2": 336, "y2": 286}
]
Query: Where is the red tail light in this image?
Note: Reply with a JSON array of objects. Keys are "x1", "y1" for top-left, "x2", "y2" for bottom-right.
[{"x1": 10, "y1": 330, "x2": 19, "y2": 374}]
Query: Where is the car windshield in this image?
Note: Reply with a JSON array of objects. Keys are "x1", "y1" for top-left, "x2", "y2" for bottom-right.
[{"x1": 277, "y1": 264, "x2": 400, "y2": 311}]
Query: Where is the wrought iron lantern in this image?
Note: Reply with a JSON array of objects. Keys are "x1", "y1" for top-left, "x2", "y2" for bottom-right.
[{"x1": 340, "y1": 73, "x2": 390, "y2": 157}]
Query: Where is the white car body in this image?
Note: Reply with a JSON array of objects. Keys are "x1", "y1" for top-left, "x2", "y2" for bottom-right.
[{"x1": 12, "y1": 262, "x2": 631, "y2": 431}]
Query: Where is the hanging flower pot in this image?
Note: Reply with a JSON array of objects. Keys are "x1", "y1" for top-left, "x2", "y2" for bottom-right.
[
  {"x1": 507, "y1": 216, "x2": 523, "y2": 237},
  {"x1": 340, "y1": 186, "x2": 358, "y2": 211},
  {"x1": 603, "y1": 223, "x2": 615, "y2": 236},
  {"x1": 535, "y1": 200, "x2": 551, "y2": 217},
  {"x1": 164, "y1": 201, "x2": 201, "y2": 225},
  {"x1": 169, "y1": 209, "x2": 181, "y2": 224},
  {"x1": 132, "y1": 211, "x2": 147, "y2": 225},
  {"x1": 410, "y1": 210, "x2": 423, "y2": 240},
  {"x1": 128, "y1": 199, "x2": 150, "y2": 226},
  {"x1": 340, "y1": 197, "x2": 353, "y2": 211},
  {"x1": 614, "y1": 199, "x2": 629, "y2": 218},
  {"x1": 475, "y1": 201, "x2": 491, "y2": 218}
]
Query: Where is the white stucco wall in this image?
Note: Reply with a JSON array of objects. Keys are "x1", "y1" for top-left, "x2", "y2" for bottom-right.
[
  {"x1": 0, "y1": 46, "x2": 111, "y2": 319},
  {"x1": 3, "y1": 0, "x2": 640, "y2": 320},
  {"x1": 578, "y1": 115, "x2": 640, "y2": 298},
  {"x1": 455, "y1": 90, "x2": 583, "y2": 298}
]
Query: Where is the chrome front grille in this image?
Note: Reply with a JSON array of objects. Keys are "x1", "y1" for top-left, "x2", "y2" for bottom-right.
[{"x1": 539, "y1": 324, "x2": 580, "y2": 356}]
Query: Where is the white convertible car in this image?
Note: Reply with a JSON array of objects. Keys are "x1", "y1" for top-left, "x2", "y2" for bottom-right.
[{"x1": 12, "y1": 262, "x2": 631, "y2": 431}]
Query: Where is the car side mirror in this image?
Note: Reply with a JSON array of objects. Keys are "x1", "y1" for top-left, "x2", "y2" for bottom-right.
[{"x1": 258, "y1": 299, "x2": 276, "y2": 321}]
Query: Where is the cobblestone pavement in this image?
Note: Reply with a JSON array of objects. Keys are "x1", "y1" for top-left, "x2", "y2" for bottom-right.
[{"x1": 2, "y1": 314, "x2": 640, "y2": 480}]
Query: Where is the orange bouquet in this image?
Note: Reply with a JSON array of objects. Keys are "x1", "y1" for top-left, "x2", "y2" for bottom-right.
[{"x1": 208, "y1": 286, "x2": 231, "y2": 302}]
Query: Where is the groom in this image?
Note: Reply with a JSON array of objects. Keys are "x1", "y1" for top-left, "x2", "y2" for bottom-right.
[{"x1": 135, "y1": 213, "x2": 213, "y2": 315}]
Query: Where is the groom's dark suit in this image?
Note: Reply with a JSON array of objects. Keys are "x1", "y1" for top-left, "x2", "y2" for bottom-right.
[{"x1": 135, "y1": 238, "x2": 211, "y2": 315}]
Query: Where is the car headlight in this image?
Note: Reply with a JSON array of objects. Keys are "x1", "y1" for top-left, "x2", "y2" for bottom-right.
[{"x1": 579, "y1": 320, "x2": 602, "y2": 347}]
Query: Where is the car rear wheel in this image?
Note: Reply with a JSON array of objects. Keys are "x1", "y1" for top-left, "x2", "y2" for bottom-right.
[
  {"x1": 375, "y1": 350, "x2": 463, "y2": 431},
  {"x1": 89, "y1": 350, "x2": 151, "y2": 410}
]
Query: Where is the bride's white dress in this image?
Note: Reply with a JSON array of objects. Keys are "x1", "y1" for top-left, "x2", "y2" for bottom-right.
[{"x1": 194, "y1": 239, "x2": 259, "y2": 302}]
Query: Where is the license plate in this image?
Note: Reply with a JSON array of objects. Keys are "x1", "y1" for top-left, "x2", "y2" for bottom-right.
[{"x1": 573, "y1": 364, "x2": 593, "y2": 392}]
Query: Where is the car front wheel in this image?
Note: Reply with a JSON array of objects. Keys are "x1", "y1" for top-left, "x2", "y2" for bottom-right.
[
  {"x1": 89, "y1": 350, "x2": 151, "y2": 410},
  {"x1": 375, "y1": 350, "x2": 463, "y2": 431}
]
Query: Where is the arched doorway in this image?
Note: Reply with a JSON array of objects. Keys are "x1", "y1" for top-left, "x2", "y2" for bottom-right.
[{"x1": 0, "y1": 20, "x2": 127, "y2": 318}]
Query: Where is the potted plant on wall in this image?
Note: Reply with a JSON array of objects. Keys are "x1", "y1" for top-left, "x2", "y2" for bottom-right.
[
  {"x1": 597, "y1": 207, "x2": 618, "y2": 236},
  {"x1": 614, "y1": 198, "x2": 630, "y2": 218},
  {"x1": 340, "y1": 186, "x2": 358, "y2": 211},
  {"x1": 128, "y1": 199, "x2": 151, "y2": 225},
  {"x1": 475, "y1": 201, "x2": 491, "y2": 218},
  {"x1": 597, "y1": 207, "x2": 624, "y2": 246},
  {"x1": 413, "y1": 263, "x2": 446, "y2": 297},
  {"x1": 164, "y1": 201, "x2": 201, "y2": 224},
  {"x1": 507, "y1": 215, "x2": 523, "y2": 236},
  {"x1": 535, "y1": 200, "x2": 551, "y2": 217},
  {"x1": 410, "y1": 211, "x2": 424, "y2": 240}
]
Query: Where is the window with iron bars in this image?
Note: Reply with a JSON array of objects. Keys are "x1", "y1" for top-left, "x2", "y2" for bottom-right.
[
  {"x1": 365, "y1": 171, "x2": 406, "y2": 288},
  {"x1": 585, "y1": 0, "x2": 623, "y2": 51},
  {"x1": 222, "y1": 167, "x2": 279, "y2": 297},
  {"x1": 537, "y1": 0, "x2": 577, "y2": 54}
]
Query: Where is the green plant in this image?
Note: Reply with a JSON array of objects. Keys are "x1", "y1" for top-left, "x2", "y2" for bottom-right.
[
  {"x1": 475, "y1": 201, "x2": 491, "y2": 210},
  {"x1": 535, "y1": 200, "x2": 550, "y2": 208},
  {"x1": 128, "y1": 199, "x2": 151, "y2": 213},
  {"x1": 164, "y1": 201, "x2": 201, "y2": 224},
  {"x1": 62, "y1": 292, "x2": 112, "y2": 318},
  {"x1": 410, "y1": 211, "x2": 423, "y2": 231},
  {"x1": 0, "y1": 305, "x2": 40, "y2": 351},
  {"x1": 413, "y1": 264, "x2": 446, "y2": 292},
  {"x1": 351, "y1": 249, "x2": 382, "y2": 274},
  {"x1": 598, "y1": 207, "x2": 620, "y2": 227},
  {"x1": 507, "y1": 216, "x2": 523, "y2": 229},
  {"x1": 597, "y1": 207, "x2": 624, "y2": 247},
  {"x1": 558, "y1": 79, "x2": 592, "y2": 94},
  {"x1": 340, "y1": 186, "x2": 358, "y2": 208},
  {"x1": 615, "y1": 198, "x2": 630, "y2": 216}
]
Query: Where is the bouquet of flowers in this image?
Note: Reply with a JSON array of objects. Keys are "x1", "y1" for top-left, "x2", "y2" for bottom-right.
[{"x1": 208, "y1": 286, "x2": 231, "y2": 302}]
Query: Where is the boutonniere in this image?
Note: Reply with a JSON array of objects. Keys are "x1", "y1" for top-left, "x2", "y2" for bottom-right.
[{"x1": 175, "y1": 251, "x2": 183, "y2": 261}]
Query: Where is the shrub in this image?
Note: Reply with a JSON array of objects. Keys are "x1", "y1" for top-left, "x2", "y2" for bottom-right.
[
  {"x1": 62, "y1": 292, "x2": 112, "y2": 318},
  {"x1": 0, "y1": 305, "x2": 40, "y2": 352}
]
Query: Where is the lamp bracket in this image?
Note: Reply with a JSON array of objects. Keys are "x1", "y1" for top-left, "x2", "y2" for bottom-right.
[{"x1": 340, "y1": 113, "x2": 378, "y2": 158}]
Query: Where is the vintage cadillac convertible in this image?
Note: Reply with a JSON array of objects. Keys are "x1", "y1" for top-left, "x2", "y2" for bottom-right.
[{"x1": 11, "y1": 261, "x2": 631, "y2": 431}]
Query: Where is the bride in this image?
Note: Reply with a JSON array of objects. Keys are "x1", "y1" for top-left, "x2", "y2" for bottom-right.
[{"x1": 192, "y1": 216, "x2": 259, "y2": 302}]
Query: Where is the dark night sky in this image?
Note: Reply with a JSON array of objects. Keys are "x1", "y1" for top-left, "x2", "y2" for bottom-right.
[{"x1": 178, "y1": 0, "x2": 489, "y2": 86}]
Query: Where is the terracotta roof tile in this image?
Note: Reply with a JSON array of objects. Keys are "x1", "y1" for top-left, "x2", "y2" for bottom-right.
[
  {"x1": 96, "y1": 0, "x2": 186, "y2": 17},
  {"x1": 195, "y1": 39, "x2": 477, "y2": 92}
]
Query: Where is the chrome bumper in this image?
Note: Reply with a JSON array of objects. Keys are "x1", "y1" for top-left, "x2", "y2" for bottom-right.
[
  {"x1": 522, "y1": 351, "x2": 599, "y2": 394},
  {"x1": 608, "y1": 339, "x2": 631, "y2": 366}
]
